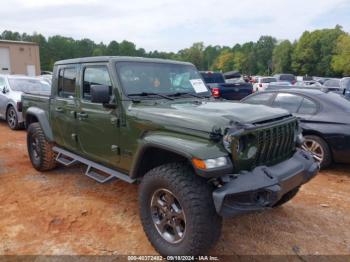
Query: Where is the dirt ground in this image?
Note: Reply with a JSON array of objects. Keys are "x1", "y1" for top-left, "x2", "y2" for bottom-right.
[{"x1": 0, "y1": 121, "x2": 349, "y2": 256}]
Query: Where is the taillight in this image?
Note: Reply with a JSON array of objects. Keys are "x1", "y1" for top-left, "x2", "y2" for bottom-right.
[
  {"x1": 211, "y1": 87, "x2": 220, "y2": 98},
  {"x1": 17, "y1": 101, "x2": 22, "y2": 112}
]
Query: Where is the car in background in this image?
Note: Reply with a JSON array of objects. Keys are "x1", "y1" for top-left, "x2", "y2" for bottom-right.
[
  {"x1": 252, "y1": 77, "x2": 277, "y2": 92},
  {"x1": 200, "y1": 71, "x2": 253, "y2": 100},
  {"x1": 294, "y1": 80, "x2": 322, "y2": 87},
  {"x1": 323, "y1": 79, "x2": 342, "y2": 93},
  {"x1": 265, "y1": 81, "x2": 292, "y2": 90},
  {"x1": 241, "y1": 89, "x2": 350, "y2": 169},
  {"x1": 38, "y1": 74, "x2": 52, "y2": 85},
  {"x1": 0, "y1": 75, "x2": 50, "y2": 130},
  {"x1": 273, "y1": 74, "x2": 296, "y2": 84}
]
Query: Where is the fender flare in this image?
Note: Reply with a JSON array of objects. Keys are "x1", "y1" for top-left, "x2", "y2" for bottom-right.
[
  {"x1": 129, "y1": 132, "x2": 229, "y2": 179},
  {"x1": 25, "y1": 107, "x2": 54, "y2": 141}
]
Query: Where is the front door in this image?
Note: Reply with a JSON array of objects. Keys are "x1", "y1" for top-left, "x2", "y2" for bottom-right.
[
  {"x1": 51, "y1": 66, "x2": 79, "y2": 152},
  {"x1": 0, "y1": 77, "x2": 8, "y2": 118},
  {"x1": 76, "y1": 64, "x2": 120, "y2": 167}
]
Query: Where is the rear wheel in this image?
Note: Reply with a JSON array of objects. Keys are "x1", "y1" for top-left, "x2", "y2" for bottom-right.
[
  {"x1": 6, "y1": 106, "x2": 21, "y2": 130},
  {"x1": 139, "y1": 163, "x2": 222, "y2": 256},
  {"x1": 302, "y1": 135, "x2": 331, "y2": 169},
  {"x1": 27, "y1": 122, "x2": 57, "y2": 171}
]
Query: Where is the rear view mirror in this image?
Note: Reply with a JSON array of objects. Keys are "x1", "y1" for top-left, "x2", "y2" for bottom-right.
[{"x1": 90, "y1": 85, "x2": 110, "y2": 104}]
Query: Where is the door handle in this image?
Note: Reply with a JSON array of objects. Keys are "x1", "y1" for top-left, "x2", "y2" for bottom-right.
[
  {"x1": 55, "y1": 107, "x2": 64, "y2": 112},
  {"x1": 77, "y1": 112, "x2": 88, "y2": 119}
]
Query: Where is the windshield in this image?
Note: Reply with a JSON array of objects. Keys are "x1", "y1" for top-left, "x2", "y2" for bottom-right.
[
  {"x1": 8, "y1": 78, "x2": 51, "y2": 93},
  {"x1": 117, "y1": 62, "x2": 210, "y2": 96},
  {"x1": 200, "y1": 72, "x2": 225, "y2": 84}
]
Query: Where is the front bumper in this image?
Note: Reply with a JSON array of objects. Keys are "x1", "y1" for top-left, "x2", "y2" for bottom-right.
[{"x1": 213, "y1": 149, "x2": 318, "y2": 217}]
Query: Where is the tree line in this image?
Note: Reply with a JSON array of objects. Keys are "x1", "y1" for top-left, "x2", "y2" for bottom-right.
[{"x1": 1, "y1": 25, "x2": 349, "y2": 77}]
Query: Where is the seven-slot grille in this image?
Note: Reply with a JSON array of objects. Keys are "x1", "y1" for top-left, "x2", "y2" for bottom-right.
[{"x1": 253, "y1": 120, "x2": 297, "y2": 167}]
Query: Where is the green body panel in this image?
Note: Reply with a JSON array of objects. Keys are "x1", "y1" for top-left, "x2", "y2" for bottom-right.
[{"x1": 22, "y1": 56, "x2": 295, "y2": 178}]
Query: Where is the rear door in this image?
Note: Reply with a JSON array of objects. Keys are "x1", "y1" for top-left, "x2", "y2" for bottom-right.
[
  {"x1": 76, "y1": 63, "x2": 120, "y2": 167},
  {"x1": 51, "y1": 65, "x2": 79, "y2": 152}
]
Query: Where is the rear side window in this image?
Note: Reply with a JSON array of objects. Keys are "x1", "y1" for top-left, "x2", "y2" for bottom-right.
[
  {"x1": 243, "y1": 93, "x2": 274, "y2": 105},
  {"x1": 58, "y1": 67, "x2": 77, "y2": 98},
  {"x1": 272, "y1": 93, "x2": 303, "y2": 113},
  {"x1": 298, "y1": 98, "x2": 317, "y2": 114},
  {"x1": 82, "y1": 66, "x2": 112, "y2": 101}
]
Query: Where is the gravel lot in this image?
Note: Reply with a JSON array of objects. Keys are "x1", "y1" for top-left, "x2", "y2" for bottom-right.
[{"x1": 0, "y1": 121, "x2": 349, "y2": 256}]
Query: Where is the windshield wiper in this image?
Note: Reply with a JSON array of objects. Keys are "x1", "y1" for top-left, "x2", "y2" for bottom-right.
[
  {"x1": 128, "y1": 92, "x2": 174, "y2": 100},
  {"x1": 168, "y1": 92, "x2": 208, "y2": 98}
]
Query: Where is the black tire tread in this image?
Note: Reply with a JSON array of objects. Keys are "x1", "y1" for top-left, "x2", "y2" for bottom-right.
[
  {"x1": 27, "y1": 122, "x2": 57, "y2": 171},
  {"x1": 273, "y1": 187, "x2": 300, "y2": 207},
  {"x1": 139, "y1": 162, "x2": 222, "y2": 256}
]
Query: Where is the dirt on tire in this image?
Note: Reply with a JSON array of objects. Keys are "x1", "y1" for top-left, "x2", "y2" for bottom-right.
[{"x1": 0, "y1": 121, "x2": 349, "y2": 255}]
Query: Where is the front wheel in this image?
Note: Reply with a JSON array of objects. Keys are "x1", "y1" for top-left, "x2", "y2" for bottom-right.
[
  {"x1": 139, "y1": 163, "x2": 222, "y2": 256},
  {"x1": 302, "y1": 135, "x2": 331, "y2": 169},
  {"x1": 6, "y1": 106, "x2": 21, "y2": 130}
]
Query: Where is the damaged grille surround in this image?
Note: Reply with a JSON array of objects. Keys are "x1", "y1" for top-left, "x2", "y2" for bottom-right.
[{"x1": 224, "y1": 116, "x2": 299, "y2": 172}]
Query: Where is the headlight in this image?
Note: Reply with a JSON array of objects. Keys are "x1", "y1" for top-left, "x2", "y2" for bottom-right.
[{"x1": 192, "y1": 157, "x2": 228, "y2": 170}]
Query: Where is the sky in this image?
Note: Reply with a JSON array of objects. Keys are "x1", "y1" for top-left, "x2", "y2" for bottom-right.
[{"x1": 0, "y1": 0, "x2": 349, "y2": 52}]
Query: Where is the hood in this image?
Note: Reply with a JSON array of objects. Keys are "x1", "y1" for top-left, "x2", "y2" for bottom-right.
[{"x1": 129, "y1": 100, "x2": 290, "y2": 134}]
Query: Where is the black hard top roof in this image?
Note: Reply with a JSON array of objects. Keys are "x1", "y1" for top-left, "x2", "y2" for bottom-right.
[{"x1": 54, "y1": 56, "x2": 193, "y2": 66}]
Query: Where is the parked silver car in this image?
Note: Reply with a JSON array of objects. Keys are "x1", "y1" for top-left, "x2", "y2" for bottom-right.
[{"x1": 0, "y1": 75, "x2": 50, "y2": 130}]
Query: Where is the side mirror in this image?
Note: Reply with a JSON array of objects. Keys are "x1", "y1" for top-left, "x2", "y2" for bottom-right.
[
  {"x1": 0, "y1": 86, "x2": 5, "y2": 94},
  {"x1": 90, "y1": 85, "x2": 110, "y2": 104}
]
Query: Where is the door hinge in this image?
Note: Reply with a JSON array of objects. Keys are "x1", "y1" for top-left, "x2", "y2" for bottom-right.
[
  {"x1": 71, "y1": 133, "x2": 78, "y2": 142},
  {"x1": 111, "y1": 145, "x2": 120, "y2": 155},
  {"x1": 111, "y1": 117, "x2": 120, "y2": 127}
]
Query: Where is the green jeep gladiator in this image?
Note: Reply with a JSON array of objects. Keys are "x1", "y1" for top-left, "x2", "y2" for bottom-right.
[{"x1": 22, "y1": 57, "x2": 318, "y2": 256}]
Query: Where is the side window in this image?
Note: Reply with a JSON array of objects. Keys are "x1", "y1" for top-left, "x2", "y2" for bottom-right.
[
  {"x1": 243, "y1": 93, "x2": 274, "y2": 105},
  {"x1": 57, "y1": 68, "x2": 77, "y2": 98},
  {"x1": 272, "y1": 93, "x2": 303, "y2": 113},
  {"x1": 83, "y1": 66, "x2": 112, "y2": 101},
  {"x1": 0, "y1": 77, "x2": 5, "y2": 87},
  {"x1": 298, "y1": 98, "x2": 317, "y2": 114}
]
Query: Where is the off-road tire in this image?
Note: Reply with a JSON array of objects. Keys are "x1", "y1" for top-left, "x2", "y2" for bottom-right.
[
  {"x1": 304, "y1": 135, "x2": 332, "y2": 169},
  {"x1": 139, "y1": 162, "x2": 222, "y2": 256},
  {"x1": 6, "y1": 106, "x2": 21, "y2": 130},
  {"x1": 27, "y1": 122, "x2": 57, "y2": 171},
  {"x1": 272, "y1": 187, "x2": 300, "y2": 207}
]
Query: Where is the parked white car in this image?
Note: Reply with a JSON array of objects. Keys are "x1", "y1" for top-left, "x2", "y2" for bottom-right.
[
  {"x1": 253, "y1": 77, "x2": 277, "y2": 92},
  {"x1": 0, "y1": 75, "x2": 50, "y2": 129}
]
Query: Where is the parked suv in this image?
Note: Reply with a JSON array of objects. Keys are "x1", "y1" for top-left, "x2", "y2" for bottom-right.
[
  {"x1": 0, "y1": 74, "x2": 50, "y2": 129},
  {"x1": 273, "y1": 74, "x2": 296, "y2": 84},
  {"x1": 22, "y1": 57, "x2": 318, "y2": 256}
]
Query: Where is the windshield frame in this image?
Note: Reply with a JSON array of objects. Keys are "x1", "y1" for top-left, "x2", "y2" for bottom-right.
[{"x1": 115, "y1": 61, "x2": 211, "y2": 100}]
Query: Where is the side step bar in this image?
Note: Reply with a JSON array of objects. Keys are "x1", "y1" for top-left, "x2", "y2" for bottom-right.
[{"x1": 53, "y1": 146, "x2": 135, "y2": 184}]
